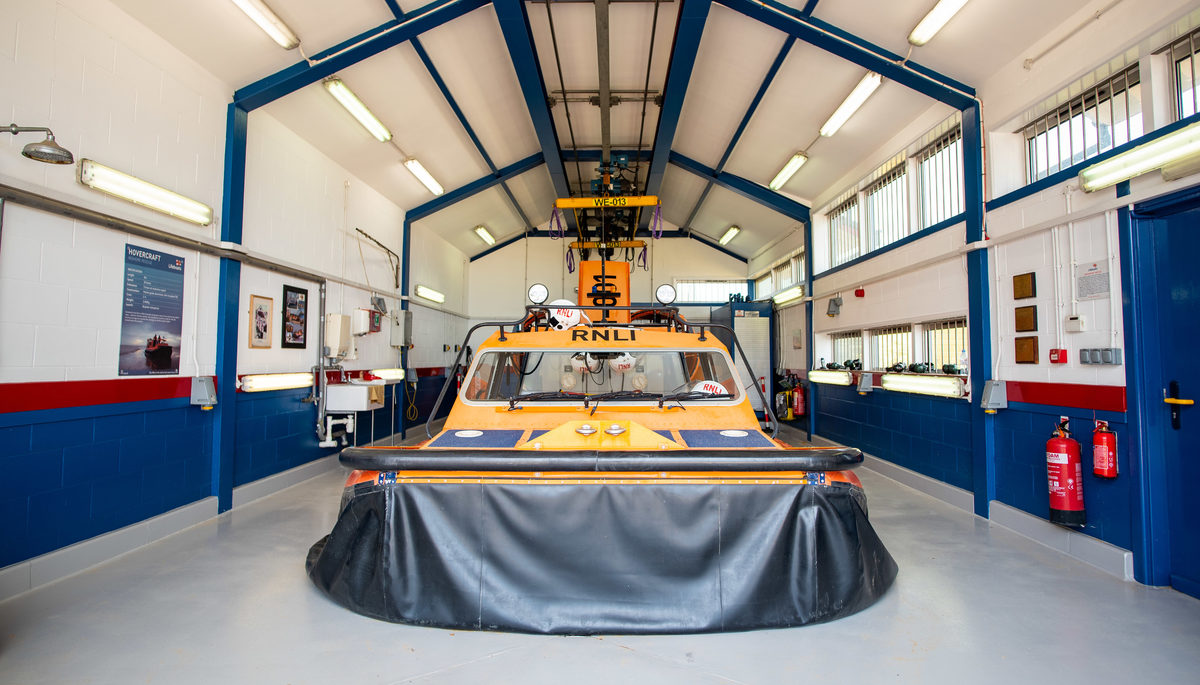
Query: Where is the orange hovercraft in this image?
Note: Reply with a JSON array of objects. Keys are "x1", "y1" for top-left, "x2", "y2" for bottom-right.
[{"x1": 307, "y1": 263, "x2": 896, "y2": 634}]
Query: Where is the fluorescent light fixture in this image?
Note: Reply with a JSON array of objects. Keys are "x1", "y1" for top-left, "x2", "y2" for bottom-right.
[
  {"x1": 1079, "y1": 121, "x2": 1200, "y2": 191},
  {"x1": 414, "y1": 284, "x2": 445, "y2": 304},
  {"x1": 719, "y1": 225, "x2": 740, "y2": 245},
  {"x1": 404, "y1": 158, "x2": 444, "y2": 196},
  {"x1": 773, "y1": 286, "x2": 804, "y2": 305},
  {"x1": 908, "y1": 0, "x2": 969, "y2": 46},
  {"x1": 769, "y1": 152, "x2": 808, "y2": 190},
  {"x1": 369, "y1": 368, "x2": 406, "y2": 381},
  {"x1": 323, "y1": 78, "x2": 391, "y2": 142},
  {"x1": 78, "y1": 159, "x2": 213, "y2": 225},
  {"x1": 231, "y1": 0, "x2": 300, "y2": 50},
  {"x1": 239, "y1": 372, "x2": 314, "y2": 392},
  {"x1": 820, "y1": 72, "x2": 882, "y2": 137},
  {"x1": 808, "y1": 369, "x2": 852, "y2": 386},
  {"x1": 881, "y1": 373, "x2": 966, "y2": 398},
  {"x1": 474, "y1": 225, "x2": 495, "y2": 246}
]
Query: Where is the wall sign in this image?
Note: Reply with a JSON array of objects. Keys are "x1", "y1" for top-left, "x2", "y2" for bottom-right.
[
  {"x1": 1075, "y1": 262, "x2": 1110, "y2": 301},
  {"x1": 249, "y1": 295, "x2": 273, "y2": 348},
  {"x1": 119, "y1": 244, "x2": 184, "y2": 376},
  {"x1": 282, "y1": 285, "x2": 307, "y2": 349}
]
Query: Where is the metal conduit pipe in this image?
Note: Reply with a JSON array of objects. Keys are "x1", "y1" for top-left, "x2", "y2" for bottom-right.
[{"x1": 595, "y1": 0, "x2": 612, "y2": 165}]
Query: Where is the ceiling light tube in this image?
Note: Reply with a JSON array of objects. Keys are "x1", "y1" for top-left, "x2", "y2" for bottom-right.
[
  {"x1": 808, "y1": 370, "x2": 853, "y2": 386},
  {"x1": 414, "y1": 285, "x2": 445, "y2": 304},
  {"x1": 404, "y1": 159, "x2": 444, "y2": 196},
  {"x1": 1080, "y1": 121, "x2": 1200, "y2": 191},
  {"x1": 908, "y1": 0, "x2": 969, "y2": 47},
  {"x1": 773, "y1": 286, "x2": 804, "y2": 305},
  {"x1": 881, "y1": 373, "x2": 966, "y2": 398},
  {"x1": 239, "y1": 372, "x2": 314, "y2": 392},
  {"x1": 323, "y1": 78, "x2": 391, "y2": 142},
  {"x1": 719, "y1": 225, "x2": 740, "y2": 245},
  {"x1": 820, "y1": 72, "x2": 882, "y2": 137},
  {"x1": 369, "y1": 368, "x2": 406, "y2": 381},
  {"x1": 769, "y1": 152, "x2": 808, "y2": 190},
  {"x1": 474, "y1": 225, "x2": 496, "y2": 246},
  {"x1": 231, "y1": 0, "x2": 300, "y2": 50},
  {"x1": 78, "y1": 159, "x2": 213, "y2": 225}
]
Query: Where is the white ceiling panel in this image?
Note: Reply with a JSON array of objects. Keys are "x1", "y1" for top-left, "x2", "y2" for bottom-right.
[
  {"x1": 416, "y1": 5, "x2": 542, "y2": 169},
  {"x1": 692, "y1": 185, "x2": 799, "y2": 256},
  {"x1": 504, "y1": 166, "x2": 559, "y2": 229},
  {"x1": 657, "y1": 166, "x2": 711, "y2": 229},
  {"x1": 673, "y1": 4, "x2": 789, "y2": 169},
  {"x1": 413, "y1": 186, "x2": 525, "y2": 255}
]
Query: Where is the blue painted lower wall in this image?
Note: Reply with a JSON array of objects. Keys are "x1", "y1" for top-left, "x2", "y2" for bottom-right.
[
  {"x1": 1, "y1": 401, "x2": 213, "y2": 568},
  {"x1": 815, "y1": 383, "x2": 973, "y2": 491},
  {"x1": 993, "y1": 404, "x2": 1133, "y2": 550}
]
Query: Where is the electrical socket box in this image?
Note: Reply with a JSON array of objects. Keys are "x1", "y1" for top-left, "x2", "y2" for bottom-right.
[
  {"x1": 390, "y1": 310, "x2": 413, "y2": 349},
  {"x1": 325, "y1": 314, "x2": 351, "y2": 358},
  {"x1": 1065, "y1": 315, "x2": 1087, "y2": 332},
  {"x1": 1080, "y1": 347, "x2": 1123, "y2": 365},
  {"x1": 352, "y1": 309, "x2": 371, "y2": 336}
]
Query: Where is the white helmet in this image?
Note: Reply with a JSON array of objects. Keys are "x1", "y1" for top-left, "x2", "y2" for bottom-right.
[
  {"x1": 570, "y1": 353, "x2": 602, "y2": 374},
  {"x1": 690, "y1": 380, "x2": 728, "y2": 395},
  {"x1": 608, "y1": 352, "x2": 637, "y2": 374},
  {"x1": 547, "y1": 300, "x2": 582, "y2": 330}
]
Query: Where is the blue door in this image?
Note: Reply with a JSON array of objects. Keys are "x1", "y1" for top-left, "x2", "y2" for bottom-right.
[{"x1": 1151, "y1": 202, "x2": 1200, "y2": 598}]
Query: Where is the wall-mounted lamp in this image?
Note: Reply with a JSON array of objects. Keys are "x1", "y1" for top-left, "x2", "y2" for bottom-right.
[
  {"x1": 239, "y1": 372, "x2": 314, "y2": 392},
  {"x1": 1079, "y1": 121, "x2": 1200, "y2": 191},
  {"x1": 881, "y1": 373, "x2": 966, "y2": 398},
  {"x1": 78, "y1": 159, "x2": 213, "y2": 225},
  {"x1": 4, "y1": 124, "x2": 74, "y2": 164},
  {"x1": 773, "y1": 286, "x2": 804, "y2": 305},
  {"x1": 808, "y1": 369, "x2": 852, "y2": 386},
  {"x1": 857, "y1": 372, "x2": 874, "y2": 395},
  {"x1": 826, "y1": 296, "x2": 843, "y2": 317},
  {"x1": 369, "y1": 368, "x2": 406, "y2": 381},
  {"x1": 414, "y1": 284, "x2": 445, "y2": 304}
]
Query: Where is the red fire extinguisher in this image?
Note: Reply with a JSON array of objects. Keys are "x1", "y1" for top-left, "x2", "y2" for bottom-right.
[
  {"x1": 1093, "y1": 421, "x2": 1117, "y2": 478},
  {"x1": 792, "y1": 383, "x2": 806, "y2": 416},
  {"x1": 1047, "y1": 419, "x2": 1086, "y2": 527}
]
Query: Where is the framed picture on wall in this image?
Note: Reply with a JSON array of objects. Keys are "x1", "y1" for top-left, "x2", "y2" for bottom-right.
[
  {"x1": 281, "y1": 285, "x2": 308, "y2": 349},
  {"x1": 249, "y1": 295, "x2": 273, "y2": 348}
]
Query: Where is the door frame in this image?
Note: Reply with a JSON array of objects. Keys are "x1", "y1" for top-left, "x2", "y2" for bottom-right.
[{"x1": 1121, "y1": 185, "x2": 1200, "y2": 586}]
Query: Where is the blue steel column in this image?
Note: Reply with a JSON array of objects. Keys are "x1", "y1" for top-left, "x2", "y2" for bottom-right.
[
  {"x1": 805, "y1": 221, "x2": 815, "y2": 442},
  {"x1": 1118, "y1": 206, "x2": 1170, "y2": 585},
  {"x1": 400, "y1": 218, "x2": 412, "y2": 440},
  {"x1": 963, "y1": 103, "x2": 994, "y2": 517},
  {"x1": 212, "y1": 103, "x2": 247, "y2": 512}
]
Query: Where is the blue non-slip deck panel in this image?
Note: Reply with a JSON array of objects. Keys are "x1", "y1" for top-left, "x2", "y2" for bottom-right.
[
  {"x1": 429, "y1": 429, "x2": 525, "y2": 448},
  {"x1": 814, "y1": 383, "x2": 973, "y2": 491},
  {"x1": 992, "y1": 406, "x2": 1133, "y2": 551},
  {"x1": 677, "y1": 429, "x2": 776, "y2": 448},
  {"x1": 1, "y1": 404, "x2": 213, "y2": 568}
]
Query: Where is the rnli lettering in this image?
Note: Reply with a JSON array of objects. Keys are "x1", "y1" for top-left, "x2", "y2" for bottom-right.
[
  {"x1": 570, "y1": 329, "x2": 638, "y2": 342},
  {"x1": 588, "y1": 274, "x2": 621, "y2": 308}
]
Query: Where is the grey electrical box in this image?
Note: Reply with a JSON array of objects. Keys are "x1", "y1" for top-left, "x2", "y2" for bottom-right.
[
  {"x1": 981, "y1": 380, "x2": 1007, "y2": 411},
  {"x1": 1080, "y1": 348, "x2": 1123, "y2": 365},
  {"x1": 390, "y1": 310, "x2": 413, "y2": 348},
  {"x1": 190, "y1": 376, "x2": 217, "y2": 408}
]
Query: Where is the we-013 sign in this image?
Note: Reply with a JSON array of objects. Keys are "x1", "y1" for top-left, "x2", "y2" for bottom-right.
[{"x1": 555, "y1": 195, "x2": 658, "y2": 209}]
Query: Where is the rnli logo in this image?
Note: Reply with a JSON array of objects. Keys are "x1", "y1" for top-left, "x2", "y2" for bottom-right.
[{"x1": 571, "y1": 328, "x2": 638, "y2": 342}]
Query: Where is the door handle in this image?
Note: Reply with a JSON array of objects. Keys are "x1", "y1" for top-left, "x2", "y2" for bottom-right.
[{"x1": 1167, "y1": 381, "x2": 1191, "y2": 430}]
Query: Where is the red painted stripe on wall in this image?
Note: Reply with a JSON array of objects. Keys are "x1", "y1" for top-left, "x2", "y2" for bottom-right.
[
  {"x1": 0, "y1": 377, "x2": 202, "y2": 413},
  {"x1": 1006, "y1": 381, "x2": 1126, "y2": 413}
]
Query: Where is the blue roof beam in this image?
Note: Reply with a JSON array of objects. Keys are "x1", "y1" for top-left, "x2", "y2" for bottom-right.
[
  {"x1": 669, "y1": 151, "x2": 809, "y2": 224},
  {"x1": 639, "y1": 0, "x2": 712, "y2": 229},
  {"x1": 234, "y1": 0, "x2": 488, "y2": 111},
  {"x1": 407, "y1": 152, "x2": 544, "y2": 223},
  {"x1": 716, "y1": 0, "x2": 975, "y2": 109}
]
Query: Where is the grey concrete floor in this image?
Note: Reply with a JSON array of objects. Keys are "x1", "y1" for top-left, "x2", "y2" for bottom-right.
[{"x1": 2, "y1": 425, "x2": 1199, "y2": 684}]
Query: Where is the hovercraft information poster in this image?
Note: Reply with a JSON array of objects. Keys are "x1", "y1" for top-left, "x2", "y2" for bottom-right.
[{"x1": 118, "y1": 244, "x2": 184, "y2": 376}]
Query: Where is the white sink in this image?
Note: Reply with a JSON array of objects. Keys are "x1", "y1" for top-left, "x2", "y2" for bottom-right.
[{"x1": 325, "y1": 384, "x2": 384, "y2": 412}]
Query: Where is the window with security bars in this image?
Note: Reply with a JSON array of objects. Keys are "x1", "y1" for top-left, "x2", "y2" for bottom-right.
[
  {"x1": 1167, "y1": 29, "x2": 1200, "y2": 119},
  {"x1": 924, "y1": 318, "x2": 968, "y2": 372},
  {"x1": 674, "y1": 280, "x2": 748, "y2": 303},
  {"x1": 829, "y1": 198, "x2": 860, "y2": 267},
  {"x1": 1023, "y1": 66, "x2": 1143, "y2": 182},
  {"x1": 793, "y1": 254, "x2": 806, "y2": 283},
  {"x1": 829, "y1": 331, "x2": 863, "y2": 367},
  {"x1": 754, "y1": 273, "x2": 773, "y2": 298},
  {"x1": 917, "y1": 129, "x2": 964, "y2": 228},
  {"x1": 871, "y1": 325, "x2": 912, "y2": 371},
  {"x1": 865, "y1": 166, "x2": 908, "y2": 251},
  {"x1": 774, "y1": 262, "x2": 795, "y2": 291}
]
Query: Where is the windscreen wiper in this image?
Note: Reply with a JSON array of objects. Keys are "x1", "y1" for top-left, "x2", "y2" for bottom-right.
[
  {"x1": 657, "y1": 390, "x2": 734, "y2": 409},
  {"x1": 506, "y1": 391, "x2": 584, "y2": 410},
  {"x1": 584, "y1": 390, "x2": 663, "y2": 415}
]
